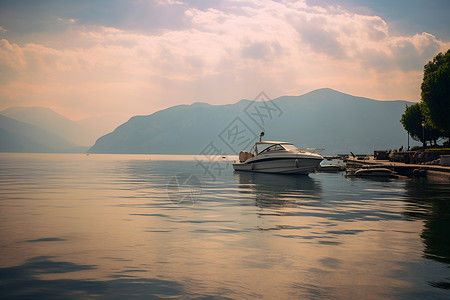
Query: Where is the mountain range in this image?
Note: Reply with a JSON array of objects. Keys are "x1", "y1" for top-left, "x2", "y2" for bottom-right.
[
  {"x1": 0, "y1": 114, "x2": 79, "y2": 153},
  {"x1": 0, "y1": 89, "x2": 419, "y2": 154},
  {"x1": 0, "y1": 107, "x2": 123, "y2": 153},
  {"x1": 88, "y1": 88, "x2": 419, "y2": 155}
]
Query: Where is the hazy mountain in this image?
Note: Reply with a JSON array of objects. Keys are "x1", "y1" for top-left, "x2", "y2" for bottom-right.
[
  {"x1": 77, "y1": 114, "x2": 130, "y2": 144},
  {"x1": 0, "y1": 106, "x2": 97, "y2": 146},
  {"x1": 89, "y1": 88, "x2": 419, "y2": 155},
  {"x1": 0, "y1": 114, "x2": 80, "y2": 153}
]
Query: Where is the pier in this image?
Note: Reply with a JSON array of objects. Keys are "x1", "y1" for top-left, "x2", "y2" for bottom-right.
[{"x1": 346, "y1": 156, "x2": 450, "y2": 181}]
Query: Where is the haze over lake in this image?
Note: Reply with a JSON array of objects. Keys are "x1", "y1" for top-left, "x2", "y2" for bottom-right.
[{"x1": 1, "y1": 153, "x2": 449, "y2": 299}]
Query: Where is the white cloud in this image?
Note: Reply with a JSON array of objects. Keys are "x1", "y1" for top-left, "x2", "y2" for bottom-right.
[
  {"x1": 0, "y1": 0, "x2": 449, "y2": 119},
  {"x1": 155, "y1": 0, "x2": 184, "y2": 5},
  {"x1": 57, "y1": 17, "x2": 78, "y2": 24}
]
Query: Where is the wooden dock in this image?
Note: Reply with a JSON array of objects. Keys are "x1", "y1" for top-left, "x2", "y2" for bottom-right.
[{"x1": 346, "y1": 156, "x2": 450, "y2": 181}]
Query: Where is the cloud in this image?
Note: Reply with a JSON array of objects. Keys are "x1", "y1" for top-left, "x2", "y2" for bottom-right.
[
  {"x1": 294, "y1": 16, "x2": 346, "y2": 59},
  {"x1": 241, "y1": 40, "x2": 282, "y2": 60},
  {"x1": 155, "y1": 0, "x2": 184, "y2": 5},
  {"x1": 57, "y1": 17, "x2": 78, "y2": 24},
  {"x1": 0, "y1": 0, "x2": 449, "y2": 119}
]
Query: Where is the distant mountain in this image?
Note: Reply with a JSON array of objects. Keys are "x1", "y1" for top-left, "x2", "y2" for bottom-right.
[
  {"x1": 89, "y1": 88, "x2": 419, "y2": 155},
  {"x1": 77, "y1": 114, "x2": 130, "y2": 144},
  {"x1": 0, "y1": 114, "x2": 81, "y2": 153},
  {"x1": 0, "y1": 106, "x2": 96, "y2": 146}
]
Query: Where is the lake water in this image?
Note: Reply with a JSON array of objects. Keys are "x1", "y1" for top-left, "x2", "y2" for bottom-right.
[{"x1": 0, "y1": 153, "x2": 449, "y2": 299}]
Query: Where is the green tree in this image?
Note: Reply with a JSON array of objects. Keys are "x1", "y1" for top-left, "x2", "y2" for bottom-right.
[
  {"x1": 400, "y1": 103, "x2": 443, "y2": 147},
  {"x1": 421, "y1": 49, "x2": 450, "y2": 136}
]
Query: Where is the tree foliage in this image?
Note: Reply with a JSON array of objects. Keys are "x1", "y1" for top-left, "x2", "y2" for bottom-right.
[
  {"x1": 421, "y1": 49, "x2": 450, "y2": 136},
  {"x1": 401, "y1": 104, "x2": 422, "y2": 142},
  {"x1": 400, "y1": 103, "x2": 443, "y2": 144}
]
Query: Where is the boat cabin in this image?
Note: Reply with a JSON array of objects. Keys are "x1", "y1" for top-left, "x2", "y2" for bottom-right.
[{"x1": 249, "y1": 141, "x2": 300, "y2": 156}]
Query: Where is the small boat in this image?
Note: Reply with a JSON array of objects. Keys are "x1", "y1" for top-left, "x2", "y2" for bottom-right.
[
  {"x1": 317, "y1": 164, "x2": 345, "y2": 172},
  {"x1": 346, "y1": 167, "x2": 393, "y2": 177},
  {"x1": 232, "y1": 140, "x2": 323, "y2": 175}
]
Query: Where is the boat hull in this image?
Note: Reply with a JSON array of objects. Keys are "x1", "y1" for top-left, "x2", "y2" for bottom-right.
[
  {"x1": 233, "y1": 157, "x2": 322, "y2": 175},
  {"x1": 354, "y1": 168, "x2": 392, "y2": 177},
  {"x1": 346, "y1": 168, "x2": 393, "y2": 177},
  {"x1": 317, "y1": 164, "x2": 344, "y2": 172}
]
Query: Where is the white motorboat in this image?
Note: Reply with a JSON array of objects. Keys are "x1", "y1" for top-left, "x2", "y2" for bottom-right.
[{"x1": 232, "y1": 141, "x2": 323, "y2": 174}]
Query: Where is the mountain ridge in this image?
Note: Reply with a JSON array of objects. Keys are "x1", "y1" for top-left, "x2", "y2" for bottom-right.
[
  {"x1": 89, "y1": 88, "x2": 419, "y2": 155},
  {"x1": 0, "y1": 114, "x2": 80, "y2": 153},
  {"x1": 0, "y1": 88, "x2": 418, "y2": 154},
  {"x1": 1, "y1": 106, "x2": 95, "y2": 146},
  {"x1": 0, "y1": 106, "x2": 127, "y2": 149}
]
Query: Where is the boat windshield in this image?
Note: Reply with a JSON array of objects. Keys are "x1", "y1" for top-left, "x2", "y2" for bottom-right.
[
  {"x1": 256, "y1": 143, "x2": 274, "y2": 154},
  {"x1": 258, "y1": 143, "x2": 298, "y2": 154},
  {"x1": 282, "y1": 144, "x2": 300, "y2": 152}
]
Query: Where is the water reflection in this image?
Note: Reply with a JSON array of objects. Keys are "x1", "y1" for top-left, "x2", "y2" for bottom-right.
[
  {"x1": 403, "y1": 180, "x2": 450, "y2": 263},
  {"x1": 0, "y1": 256, "x2": 185, "y2": 299},
  {"x1": 345, "y1": 176, "x2": 392, "y2": 183},
  {"x1": 403, "y1": 180, "x2": 450, "y2": 290},
  {"x1": 234, "y1": 172, "x2": 322, "y2": 208},
  {"x1": 2, "y1": 154, "x2": 450, "y2": 298}
]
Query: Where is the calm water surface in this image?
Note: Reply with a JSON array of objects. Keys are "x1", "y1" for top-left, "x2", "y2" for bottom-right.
[{"x1": 0, "y1": 153, "x2": 449, "y2": 299}]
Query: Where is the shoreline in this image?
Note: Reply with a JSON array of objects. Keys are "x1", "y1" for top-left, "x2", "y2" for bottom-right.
[{"x1": 346, "y1": 156, "x2": 450, "y2": 181}]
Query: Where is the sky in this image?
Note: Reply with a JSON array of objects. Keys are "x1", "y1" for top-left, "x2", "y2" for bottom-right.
[{"x1": 0, "y1": 0, "x2": 449, "y2": 121}]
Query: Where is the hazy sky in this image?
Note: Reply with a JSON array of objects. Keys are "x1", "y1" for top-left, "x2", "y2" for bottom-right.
[{"x1": 1, "y1": 0, "x2": 449, "y2": 120}]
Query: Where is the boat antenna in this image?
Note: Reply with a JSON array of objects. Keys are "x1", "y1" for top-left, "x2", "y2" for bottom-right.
[{"x1": 259, "y1": 132, "x2": 264, "y2": 142}]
